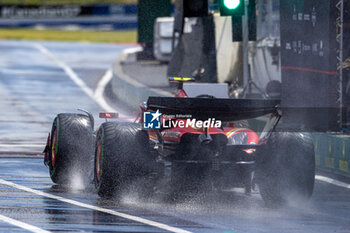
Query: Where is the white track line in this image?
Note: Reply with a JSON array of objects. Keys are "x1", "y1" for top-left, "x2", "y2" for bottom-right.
[
  {"x1": 0, "y1": 179, "x2": 191, "y2": 233},
  {"x1": 0, "y1": 144, "x2": 44, "y2": 148},
  {"x1": 0, "y1": 214, "x2": 50, "y2": 233},
  {"x1": 94, "y1": 69, "x2": 116, "y2": 112},
  {"x1": 92, "y1": 46, "x2": 141, "y2": 113},
  {"x1": 33, "y1": 43, "x2": 117, "y2": 113},
  {"x1": 123, "y1": 46, "x2": 143, "y2": 54},
  {"x1": 315, "y1": 175, "x2": 350, "y2": 189}
]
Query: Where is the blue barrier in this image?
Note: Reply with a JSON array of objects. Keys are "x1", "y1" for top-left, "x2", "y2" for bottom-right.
[
  {"x1": 88, "y1": 5, "x2": 137, "y2": 16},
  {"x1": 124, "y1": 5, "x2": 138, "y2": 15},
  {"x1": 0, "y1": 4, "x2": 138, "y2": 17},
  {"x1": 0, "y1": 4, "x2": 138, "y2": 30},
  {"x1": 0, "y1": 20, "x2": 137, "y2": 30}
]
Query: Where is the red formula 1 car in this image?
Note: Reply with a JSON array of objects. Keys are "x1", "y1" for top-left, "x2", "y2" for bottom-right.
[{"x1": 44, "y1": 78, "x2": 315, "y2": 206}]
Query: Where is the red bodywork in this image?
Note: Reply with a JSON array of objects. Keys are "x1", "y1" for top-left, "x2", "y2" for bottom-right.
[{"x1": 143, "y1": 85, "x2": 259, "y2": 148}]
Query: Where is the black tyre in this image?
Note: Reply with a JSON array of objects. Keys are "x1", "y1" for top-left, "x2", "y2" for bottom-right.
[
  {"x1": 94, "y1": 122, "x2": 153, "y2": 198},
  {"x1": 49, "y1": 113, "x2": 94, "y2": 185},
  {"x1": 256, "y1": 131, "x2": 315, "y2": 207}
]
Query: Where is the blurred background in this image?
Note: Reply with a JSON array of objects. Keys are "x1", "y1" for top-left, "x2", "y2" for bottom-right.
[{"x1": 0, "y1": 0, "x2": 138, "y2": 43}]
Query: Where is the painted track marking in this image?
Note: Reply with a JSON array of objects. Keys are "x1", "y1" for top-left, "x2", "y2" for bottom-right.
[
  {"x1": 0, "y1": 214, "x2": 51, "y2": 233},
  {"x1": 0, "y1": 179, "x2": 192, "y2": 233},
  {"x1": 94, "y1": 69, "x2": 116, "y2": 112},
  {"x1": 0, "y1": 144, "x2": 44, "y2": 148},
  {"x1": 315, "y1": 175, "x2": 350, "y2": 189},
  {"x1": 33, "y1": 43, "x2": 117, "y2": 113},
  {"x1": 123, "y1": 46, "x2": 143, "y2": 54}
]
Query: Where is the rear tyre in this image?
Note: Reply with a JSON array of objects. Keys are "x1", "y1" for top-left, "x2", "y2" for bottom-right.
[
  {"x1": 256, "y1": 131, "x2": 315, "y2": 207},
  {"x1": 49, "y1": 113, "x2": 94, "y2": 185},
  {"x1": 94, "y1": 122, "x2": 153, "y2": 198}
]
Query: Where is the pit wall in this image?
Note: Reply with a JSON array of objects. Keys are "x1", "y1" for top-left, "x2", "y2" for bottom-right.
[{"x1": 111, "y1": 51, "x2": 171, "y2": 110}]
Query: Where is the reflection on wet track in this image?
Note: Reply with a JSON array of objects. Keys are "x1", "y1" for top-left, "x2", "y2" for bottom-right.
[
  {"x1": 0, "y1": 40, "x2": 350, "y2": 233},
  {"x1": 0, "y1": 156, "x2": 350, "y2": 233},
  {"x1": 0, "y1": 40, "x2": 129, "y2": 154}
]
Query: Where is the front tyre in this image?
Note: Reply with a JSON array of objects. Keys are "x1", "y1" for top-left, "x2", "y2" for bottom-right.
[{"x1": 256, "y1": 131, "x2": 315, "y2": 207}]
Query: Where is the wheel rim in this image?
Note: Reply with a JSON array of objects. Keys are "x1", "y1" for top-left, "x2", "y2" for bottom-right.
[
  {"x1": 51, "y1": 129, "x2": 57, "y2": 167},
  {"x1": 96, "y1": 139, "x2": 102, "y2": 181}
]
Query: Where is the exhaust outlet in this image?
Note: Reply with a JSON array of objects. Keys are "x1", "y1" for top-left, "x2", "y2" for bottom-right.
[{"x1": 198, "y1": 133, "x2": 213, "y2": 145}]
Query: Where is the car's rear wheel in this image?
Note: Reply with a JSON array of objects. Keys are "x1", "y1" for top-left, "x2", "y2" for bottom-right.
[
  {"x1": 94, "y1": 122, "x2": 153, "y2": 198},
  {"x1": 256, "y1": 131, "x2": 315, "y2": 207},
  {"x1": 49, "y1": 113, "x2": 94, "y2": 185}
]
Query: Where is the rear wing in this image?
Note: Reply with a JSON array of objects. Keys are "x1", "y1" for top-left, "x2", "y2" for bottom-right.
[{"x1": 146, "y1": 97, "x2": 280, "y2": 122}]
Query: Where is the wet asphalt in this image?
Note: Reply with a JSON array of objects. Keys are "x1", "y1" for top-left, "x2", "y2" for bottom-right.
[{"x1": 0, "y1": 40, "x2": 350, "y2": 233}]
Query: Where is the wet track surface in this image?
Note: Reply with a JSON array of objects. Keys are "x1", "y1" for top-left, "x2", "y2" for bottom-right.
[
  {"x1": 0, "y1": 40, "x2": 350, "y2": 232},
  {"x1": 0, "y1": 40, "x2": 129, "y2": 154}
]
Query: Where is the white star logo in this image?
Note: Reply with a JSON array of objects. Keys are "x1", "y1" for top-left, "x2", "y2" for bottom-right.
[{"x1": 151, "y1": 110, "x2": 162, "y2": 122}]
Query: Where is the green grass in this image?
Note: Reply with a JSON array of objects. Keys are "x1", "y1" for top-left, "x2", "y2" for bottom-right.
[
  {"x1": 0, "y1": 0, "x2": 137, "y2": 5},
  {"x1": 0, "y1": 28, "x2": 137, "y2": 43}
]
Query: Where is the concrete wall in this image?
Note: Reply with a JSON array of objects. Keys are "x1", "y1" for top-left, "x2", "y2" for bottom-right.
[{"x1": 111, "y1": 51, "x2": 171, "y2": 110}]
